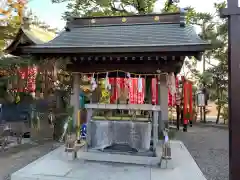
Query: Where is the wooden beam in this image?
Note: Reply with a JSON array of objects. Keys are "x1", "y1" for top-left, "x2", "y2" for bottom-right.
[
  {"x1": 67, "y1": 61, "x2": 183, "y2": 74},
  {"x1": 19, "y1": 44, "x2": 209, "y2": 54},
  {"x1": 70, "y1": 56, "x2": 182, "y2": 65},
  {"x1": 85, "y1": 104, "x2": 161, "y2": 111}
]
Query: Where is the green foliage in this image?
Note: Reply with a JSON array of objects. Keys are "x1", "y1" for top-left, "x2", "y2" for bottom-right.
[
  {"x1": 204, "y1": 2, "x2": 228, "y2": 123},
  {"x1": 0, "y1": 16, "x2": 21, "y2": 54},
  {"x1": 53, "y1": 0, "x2": 158, "y2": 19},
  {"x1": 161, "y1": 2, "x2": 228, "y2": 123}
]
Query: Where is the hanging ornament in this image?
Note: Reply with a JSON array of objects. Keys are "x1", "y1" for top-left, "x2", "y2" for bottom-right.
[
  {"x1": 90, "y1": 73, "x2": 97, "y2": 91},
  {"x1": 137, "y1": 75, "x2": 143, "y2": 93},
  {"x1": 167, "y1": 73, "x2": 176, "y2": 96},
  {"x1": 126, "y1": 72, "x2": 131, "y2": 87},
  {"x1": 105, "y1": 72, "x2": 111, "y2": 90}
]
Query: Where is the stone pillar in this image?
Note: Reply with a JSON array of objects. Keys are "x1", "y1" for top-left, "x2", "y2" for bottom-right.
[
  {"x1": 159, "y1": 75, "x2": 168, "y2": 133},
  {"x1": 71, "y1": 73, "x2": 80, "y2": 127}
]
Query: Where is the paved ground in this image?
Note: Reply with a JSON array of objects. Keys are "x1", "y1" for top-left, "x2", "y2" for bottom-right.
[
  {"x1": 11, "y1": 141, "x2": 206, "y2": 180},
  {"x1": 0, "y1": 126, "x2": 228, "y2": 180},
  {"x1": 0, "y1": 141, "x2": 60, "y2": 180},
  {"x1": 176, "y1": 126, "x2": 229, "y2": 180}
]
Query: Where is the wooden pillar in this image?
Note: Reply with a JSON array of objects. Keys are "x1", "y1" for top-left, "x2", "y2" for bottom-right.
[
  {"x1": 157, "y1": 75, "x2": 162, "y2": 139},
  {"x1": 220, "y1": 2, "x2": 240, "y2": 180},
  {"x1": 86, "y1": 108, "x2": 93, "y2": 150},
  {"x1": 71, "y1": 73, "x2": 80, "y2": 127},
  {"x1": 145, "y1": 77, "x2": 152, "y2": 102},
  {"x1": 159, "y1": 75, "x2": 168, "y2": 131},
  {"x1": 153, "y1": 110, "x2": 158, "y2": 153},
  {"x1": 176, "y1": 105, "x2": 180, "y2": 130}
]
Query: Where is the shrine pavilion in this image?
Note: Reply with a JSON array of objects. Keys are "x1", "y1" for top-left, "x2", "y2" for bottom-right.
[{"x1": 6, "y1": 10, "x2": 210, "y2": 153}]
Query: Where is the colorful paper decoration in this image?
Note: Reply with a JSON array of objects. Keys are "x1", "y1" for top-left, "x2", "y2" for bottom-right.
[
  {"x1": 104, "y1": 72, "x2": 111, "y2": 90},
  {"x1": 167, "y1": 73, "x2": 176, "y2": 96},
  {"x1": 90, "y1": 74, "x2": 97, "y2": 91},
  {"x1": 109, "y1": 77, "x2": 145, "y2": 104},
  {"x1": 168, "y1": 76, "x2": 179, "y2": 107}
]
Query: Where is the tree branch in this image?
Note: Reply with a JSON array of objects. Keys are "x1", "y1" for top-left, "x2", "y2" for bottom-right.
[
  {"x1": 205, "y1": 59, "x2": 218, "y2": 67},
  {"x1": 110, "y1": 2, "x2": 129, "y2": 14}
]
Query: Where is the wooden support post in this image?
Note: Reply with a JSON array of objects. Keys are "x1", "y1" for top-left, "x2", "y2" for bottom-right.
[
  {"x1": 153, "y1": 111, "x2": 159, "y2": 155},
  {"x1": 220, "y1": 1, "x2": 240, "y2": 180},
  {"x1": 157, "y1": 75, "x2": 162, "y2": 135},
  {"x1": 71, "y1": 73, "x2": 80, "y2": 134},
  {"x1": 176, "y1": 105, "x2": 180, "y2": 130},
  {"x1": 86, "y1": 108, "x2": 93, "y2": 151},
  {"x1": 159, "y1": 75, "x2": 168, "y2": 132}
]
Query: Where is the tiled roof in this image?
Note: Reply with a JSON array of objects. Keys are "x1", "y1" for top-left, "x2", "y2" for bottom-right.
[
  {"x1": 5, "y1": 25, "x2": 56, "y2": 55},
  {"x1": 17, "y1": 13, "x2": 210, "y2": 54},
  {"x1": 34, "y1": 23, "x2": 207, "y2": 48},
  {"x1": 22, "y1": 27, "x2": 55, "y2": 44}
]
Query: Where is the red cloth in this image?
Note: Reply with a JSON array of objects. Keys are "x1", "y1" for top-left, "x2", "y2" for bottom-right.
[
  {"x1": 151, "y1": 76, "x2": 180, "y2": 106},
  {"x1": 151, "y1": 78, "x2": 158, "y2": 104},
  {"x1": 183, "y1": 79, "x2": 193, "y2": 124},
  {"x1": 168, "y1": 77, "x2": 179, "y2": 107},
  {"x1": 18, "y1": 66, "x2": 37, "y2": 92},
  {"x1": 109, "y1": 78, "x2": 145, "y2": 104},
  {"x1": 129, "y1": 78, "x2": 145, "y2": 104}
]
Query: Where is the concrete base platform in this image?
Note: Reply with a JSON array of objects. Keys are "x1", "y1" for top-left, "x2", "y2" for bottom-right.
[
  {"x1": 80, "y1": 146, "x2": 161, "y2": 166},
  {"x1": 11, "y1": 141, "x2": 206, "y2": 180}
]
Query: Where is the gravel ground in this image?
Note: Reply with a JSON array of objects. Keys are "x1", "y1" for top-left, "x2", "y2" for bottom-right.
[
  {"x1": 0, "y1": 140, "x2": 60, "y2": 180},
  {"x1": 176, "y1": 126, "x2": 229, "y2": 180}
]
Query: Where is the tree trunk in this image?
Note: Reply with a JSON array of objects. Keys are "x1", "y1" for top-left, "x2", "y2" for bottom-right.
[
  {"x1": 216, "y1": 88, "x2": 223, "y2": 124},
  {"x1": 224, "y1": 118, "x2": 227, "y2": 125},
  {"x1": 200, "y1": 107, "x2": 203, "y2": 122},
  {"x1": 203, "y1": 106, "x2": 206, "y2": 123},
  {"x1": 216, "y1": 103, "x2": 221, "y2": 124}
]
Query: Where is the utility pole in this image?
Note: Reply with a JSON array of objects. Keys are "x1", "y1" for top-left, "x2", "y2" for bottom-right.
[{"x1": 220, "y1": 0, "x2": 240, "y2": 180}]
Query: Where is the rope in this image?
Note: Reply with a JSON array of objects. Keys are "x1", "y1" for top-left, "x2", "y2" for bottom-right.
[{"x1": 74, "y1": 70, "x2": 168, "y2": 76}]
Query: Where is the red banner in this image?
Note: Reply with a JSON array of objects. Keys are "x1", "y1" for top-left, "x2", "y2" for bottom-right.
[{"x1": 183, "y1": 79, "x2": 193, "y2": 124}]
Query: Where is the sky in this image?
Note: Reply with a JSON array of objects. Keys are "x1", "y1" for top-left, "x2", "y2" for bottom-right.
[{"x1": 27, "y1": 0, "x2": 226, "y2": 30}]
